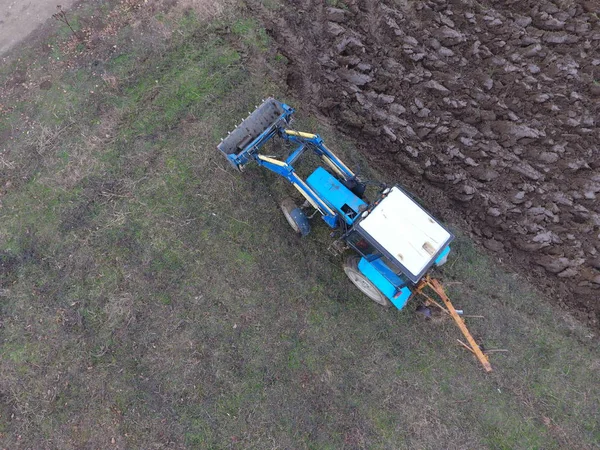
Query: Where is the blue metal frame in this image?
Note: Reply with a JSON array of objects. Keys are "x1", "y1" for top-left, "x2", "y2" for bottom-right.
[
  {"x1": 222, "y1": 100, "x2": 360, "y2": 229},
  {"x1": 306, "y1": 167, "x2": 366, "y2": 225},
  {"x1": 218, "y1": 98, "x2": 452, "y2": 311},
  {"x1": 224, "y1": 101, "x2": 294, "y2": 168},
  {"x1": 253, "y1": 157, "x2": 339, "y2": 228}
]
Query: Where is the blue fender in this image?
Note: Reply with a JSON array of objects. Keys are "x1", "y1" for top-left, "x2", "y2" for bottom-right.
[
  {"x1": 357, "y1": 257, "x2": 412, "y2": 310},
  {"x1": 435, "y1": 246, "x2": 451, "y2": 266},
  {"x1": 290, "y1": 208, "x2": 311, "y2": 236}
]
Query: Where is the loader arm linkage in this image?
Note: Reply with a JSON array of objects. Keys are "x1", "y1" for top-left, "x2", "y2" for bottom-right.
[{"x1": 218, "y1": 98, "x2": 361, "y2": 228}]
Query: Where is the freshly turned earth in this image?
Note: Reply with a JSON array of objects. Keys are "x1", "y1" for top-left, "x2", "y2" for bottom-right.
[{"x1": 253, "y1": 0, "x2": 600, "y2": 325}]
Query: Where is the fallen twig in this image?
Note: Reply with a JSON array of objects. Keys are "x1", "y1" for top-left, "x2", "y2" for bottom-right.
[
  {"x1": 457, "y1": 339, "x2": 475, "y2": 354},
  {"x1": 52, "y1": 5, "x2": 80, "y2": 40}
]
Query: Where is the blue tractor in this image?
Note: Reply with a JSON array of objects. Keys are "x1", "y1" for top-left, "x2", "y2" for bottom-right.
[{"x1": 217, "y1": 98, "x2": 454, "y2": 310}]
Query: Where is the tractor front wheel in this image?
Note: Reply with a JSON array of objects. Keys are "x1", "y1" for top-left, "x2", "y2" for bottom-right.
[
  {"x1": 280, "y1": 198, "x2": 310, "y2": 236},
  {"x1": 343, "y1": 256, "x2": 391, "y2": 307}
]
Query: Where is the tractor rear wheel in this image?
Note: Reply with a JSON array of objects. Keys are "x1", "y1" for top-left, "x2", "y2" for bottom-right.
[{"x1": 343, "y1": 256, "x2": 391, "y2": 307}]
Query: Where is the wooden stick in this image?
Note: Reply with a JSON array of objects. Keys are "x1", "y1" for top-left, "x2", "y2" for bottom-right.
[
  {"x1": 457, "y1": 339, "x2": 475, "y2": 354},
  {"x1": 428, "y1": 278, "x2": 493, "y2": 373},
  {"x1": 420, "y1": 293, "x2": 449, "y2": 314}
]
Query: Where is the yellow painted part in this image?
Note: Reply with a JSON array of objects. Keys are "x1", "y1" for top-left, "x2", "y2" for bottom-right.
[
  {"x1": 257, "y1": 154, "x2": 287, "y2": 167},
  {"x1": 321, "y1": 155, "x2": 344, "y2": 177},
  {"x1": 254, "y1": 153, "x2": 334, "y2": 215},
  {"x1": 293, "y1": 184, "x2": 320, "y2": 210},
  {"x1": 283, "y1": 130, "x2": 354, "y2": 176},
  {"x1": 322, "y1": 145, "x2": 354, "y2": 176},
  {"x1": 416, "y1": 276, "x2": 493, "y2": 373},
  {"x1": 293, "y1": 180, "x2": 336, "y2": 216},
  {"x1": 284, "y1": 130, "x2": 317, "y2": 139}
]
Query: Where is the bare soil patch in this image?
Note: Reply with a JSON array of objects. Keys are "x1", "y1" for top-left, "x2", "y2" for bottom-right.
[
  {"x1": 0, "y1": 0, "x2": 77, "y2": 55},
  {"x1": 251, "y1": 0, "x2": 600, "y2": 326}
]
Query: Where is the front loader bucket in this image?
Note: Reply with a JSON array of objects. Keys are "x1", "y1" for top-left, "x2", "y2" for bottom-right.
[{"x1": 217, "y1": 97, "x2": 291, "y2": 158}]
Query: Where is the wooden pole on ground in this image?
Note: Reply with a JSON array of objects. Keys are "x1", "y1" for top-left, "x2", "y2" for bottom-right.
[{"x1": 417, "y1": 276, "x2": 493, "y2": 373}]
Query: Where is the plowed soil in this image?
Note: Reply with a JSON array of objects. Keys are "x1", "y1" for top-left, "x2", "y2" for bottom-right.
[{"x1": 250, "y1": 0, "x2": 600, "y2": 326}]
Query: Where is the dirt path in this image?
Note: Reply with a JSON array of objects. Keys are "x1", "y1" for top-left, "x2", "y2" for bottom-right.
[{"x1": 0, "y1": 0, "x2": 76, "y2": 55}]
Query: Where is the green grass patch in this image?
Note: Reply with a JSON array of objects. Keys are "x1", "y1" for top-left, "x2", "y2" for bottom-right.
[
  {"x1": 0, "y1": 3, "x2": 597, "y2": 450},
  {"x1": 119, "y1": 36, "x2": 244, "y2": 140}
]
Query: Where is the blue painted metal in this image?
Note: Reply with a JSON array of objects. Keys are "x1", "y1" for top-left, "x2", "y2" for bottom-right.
[
  {"x1": 221, "y1": 100, "x2": 356, "y2": 182},
  {"x1": 218, "y1": 97, "x2": 453, "y2": 311},
  {"x1": 435, "y1": 245, "x2": 451, "y2": 266},
  {"x1": 228, "y1": 125, "x2": 280, "y2": 168},
  {"x1": 281, "y1": 134, "x2": 355, "y2": 180},
  {"x1": 290, "y1": 208, "x2": 311, "y2": 236},
  {"x1": 391, "y1": 287, "x2": 412, "y2": 310},
  {"x1": 367, "y1": 258, "x2": 412, "y2": 309},
  {"x1": 369, "y1": 258, "x2": 405, "y2": 286},
  {"x1": 321, "y1": 214, "x2": 338, "y2": 229},
  {"x1": 358, "y1": 257, "x2": 412, "y2": 310},
  {"x1": 306, "y1": 167, "x2": 366, "y2": 225},
  {"x1": 254, "y1": 157, "x2": 338, "y2": 226},
  {"x1": 224, "y1": 101, "x2": 295, "y2": 169},
  {"x1": 219, "y1": 99, "x2": 361, "y2": 229},
  {"x1": 285, "y1": 144, "x2": 307, "y2": 166}
]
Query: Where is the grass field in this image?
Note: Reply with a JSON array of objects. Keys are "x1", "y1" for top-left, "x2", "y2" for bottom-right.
[{"x1": 0, "y1": 1, "x2": 598, "y2": 448}]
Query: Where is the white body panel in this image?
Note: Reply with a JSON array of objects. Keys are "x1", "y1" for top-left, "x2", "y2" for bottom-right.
[{"x1": 358, "y1": 187, "x2": 451, "y2": 278}]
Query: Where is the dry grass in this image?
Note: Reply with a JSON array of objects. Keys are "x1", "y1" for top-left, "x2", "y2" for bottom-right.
[
  {"x1": 176, "y1": 0, "x2": 238, "y2": 19},
  {"x1": 0, "y1": 1, "x2": 598, "y2": 449}
]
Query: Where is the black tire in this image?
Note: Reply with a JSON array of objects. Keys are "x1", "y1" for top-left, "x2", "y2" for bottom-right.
[
  {"x1": 281, "y1": 198, "x2": 301, "y2": 234},
  {"x1": 280, "y1": 198, "x2": 310, "y2": 236},
  {"x1": 343, "y1": 256, "x2": 391, "y2": 307}
]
